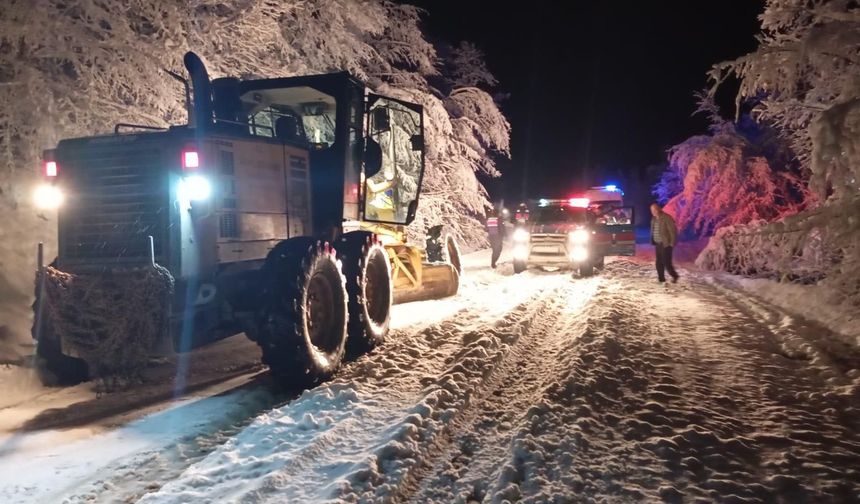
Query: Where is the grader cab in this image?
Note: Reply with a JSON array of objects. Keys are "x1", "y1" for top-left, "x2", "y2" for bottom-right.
[{"x1": 32, "y1": 52, "x2": 462, "y2": 386}]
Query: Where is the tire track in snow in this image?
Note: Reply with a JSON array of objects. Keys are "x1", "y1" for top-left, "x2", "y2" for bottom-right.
[
  {"x1": 475, "y1": 259, "x2": 860, "y2": 502},
  {"x1": 38, "y1": 260, "x2": 544, "y2": 502},
  {"x1": 404, "y1": 277, "x2": 601, "y2": 503},
  {"x1": 132, "y1": 272, "x2": 571, "y2": 503}
]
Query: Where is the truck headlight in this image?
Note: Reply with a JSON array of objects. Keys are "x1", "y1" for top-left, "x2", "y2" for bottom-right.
[
  {"x1": 179, "y1": 175, "x2": 212, "y2": 201},
  {"x1": 570, "y1": 246, "x2": 589, "y2": 262},
  {"x1": 568, "y1": 229, "x2": 590, "y2": 244},
  {"x1": 34, "y1": 184, "x2": 64, "y2": 210},
  {"x1": 513, "y1": 228, "x2": 530, "y2": 242}
]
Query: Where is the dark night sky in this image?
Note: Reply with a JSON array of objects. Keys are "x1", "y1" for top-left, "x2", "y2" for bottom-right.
[{"x1": 405, "y1": 0, "x2": 764, "y2": 203}]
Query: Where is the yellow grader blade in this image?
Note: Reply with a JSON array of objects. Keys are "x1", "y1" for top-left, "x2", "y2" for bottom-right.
[
  {"x1": 383, "y1": 242, "x2": 460, "y2": 304},
  {"x1": 393, "y1": 261, "x2": 459, "y2": 304}
]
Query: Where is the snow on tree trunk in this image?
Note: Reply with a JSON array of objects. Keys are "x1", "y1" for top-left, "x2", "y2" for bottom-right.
[{"x1": 0, "y1": 0, "x2": 510, "y2": 359}]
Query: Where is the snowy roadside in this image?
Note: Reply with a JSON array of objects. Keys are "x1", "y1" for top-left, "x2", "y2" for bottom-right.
[
  {"x1": 641, "y1": 239, "x2": 859, "y2": 349},
  {"x1": 704, "y1": 272, "x2": 860, "y2": 347}
]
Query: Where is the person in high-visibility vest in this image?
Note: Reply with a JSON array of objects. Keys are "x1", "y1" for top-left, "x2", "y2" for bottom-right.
[{"x1": 486, "y1": 207, "x2": 505, "y2": 268}]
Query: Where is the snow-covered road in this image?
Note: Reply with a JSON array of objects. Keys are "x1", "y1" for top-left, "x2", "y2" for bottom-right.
[{"x1": 1, "y1": 250, "x2": 858, "y2": 503}]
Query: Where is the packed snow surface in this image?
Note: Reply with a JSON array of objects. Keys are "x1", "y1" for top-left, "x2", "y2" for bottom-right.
[{"x1": 0, "y1": 250, "x2": 857, "y2": 503}]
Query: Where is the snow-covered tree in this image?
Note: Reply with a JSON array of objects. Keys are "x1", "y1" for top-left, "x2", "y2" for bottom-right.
[
  {"x1": 443, "y1": 41, "x2": 498, "y2": 89},
  {"x1": 0, "y1": 0, "x2": 510, "y2": 358},
  {"x1": 699, "y1": 0, "x2": 860, "y2": 313},
  {"x1": 710, "y1": 0, "x2": 860, "y2": 201},
  {"x1": 654, "y1": 95, "x2": 805, "y2": 236}
]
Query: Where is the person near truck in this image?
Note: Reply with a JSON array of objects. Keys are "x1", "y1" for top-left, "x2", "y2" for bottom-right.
[
  {"x1": 486, "y1": 208, "x2": 505, "y2": 269},
  {"x1": 650, "y1": 203, "x2": 679, "y2": 283}
]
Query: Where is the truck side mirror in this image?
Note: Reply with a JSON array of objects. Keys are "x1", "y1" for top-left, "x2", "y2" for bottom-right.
[
  {"x1": 405, "y1": 200, "x2": 418, "y2": 224},
  {"x1": 410, "y1": 134, "x2": 423, "y2": 151},
  {"x1": 372, "y1": 107, "x2": 390, "y2": 133},
  {"x1": 365, "y1": 138, "x2": 382, "y2": 177}
]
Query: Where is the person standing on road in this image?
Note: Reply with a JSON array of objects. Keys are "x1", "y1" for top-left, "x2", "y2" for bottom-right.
[
  {"x1": 486, "y1": 207, "x2": 504, "y2": 269},
  {"x1": 650, "y1": 203, "x2": 679, "y2": 283}
]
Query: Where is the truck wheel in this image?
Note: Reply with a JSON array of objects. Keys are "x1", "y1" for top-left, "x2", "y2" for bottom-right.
[
  {"x1": 513, "y1": 260, "x2": 527, "y2": 274},
  {"x1": 579, "y1": 263, "x2": 594, "y2": 277},
  {"x1": 595, "y1": 255, "x2": 605, "y2": 269},
  {"x1": 443, "y1": 234, "x2": 463, "y2": 277},
  {"x1": 256, "y1": 238, "x2": 348, "y2": 386},
  {"x1": 339, "y1": 232, "x2": 392, "y2": 357}
]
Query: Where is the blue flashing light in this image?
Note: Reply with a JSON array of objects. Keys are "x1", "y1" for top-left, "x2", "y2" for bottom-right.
[
  {"x1": 539, "y1": 198, "x2": 549, "y2": 207},
  {"x1": 605, "y1": 184, "x2": 618, "y2": 192}
]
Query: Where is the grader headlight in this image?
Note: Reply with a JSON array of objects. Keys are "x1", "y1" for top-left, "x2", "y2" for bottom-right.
[
  {"x1": 34, "y1": 158, "x2": 63, "y2": 210},
  {"x1": 179, "y1": 150, "x2": 211, "y2": 202},
  {"x1": 34, "y1": 184, "x2": 64, "y2": 210}
]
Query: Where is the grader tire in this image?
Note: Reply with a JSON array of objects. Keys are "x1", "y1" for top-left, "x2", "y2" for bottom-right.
[
  {"x1": 255, "y1": 238, "x2": 348, "y2": 387},
  {"x1": 339, "y1": 232, "x2": 392, "y2": 357}
]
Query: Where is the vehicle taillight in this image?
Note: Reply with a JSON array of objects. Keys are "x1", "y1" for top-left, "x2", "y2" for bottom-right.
[
  {"x1": 44, "y1": 161, "x2": 58, "y2": 178},
  {"x1": 569, "y1": 197, "x2": 589, "y2": 208},
  {"x1": 182, "y1": 150, "x2": 200, "y2": 170}
]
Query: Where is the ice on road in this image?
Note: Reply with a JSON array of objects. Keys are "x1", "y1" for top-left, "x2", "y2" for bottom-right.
[{"x1": 1, "y1": 251, "x2": 857, "y2": 503}]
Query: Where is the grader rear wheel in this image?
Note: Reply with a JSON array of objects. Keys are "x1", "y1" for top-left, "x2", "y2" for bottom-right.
[{"x1": 255, "y1": 238, "x2": 348, "y2": 386}]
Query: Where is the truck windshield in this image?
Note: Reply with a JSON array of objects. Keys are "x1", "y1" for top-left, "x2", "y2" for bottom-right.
[{"x1": 532, "y1": 206, "x2": 587, "y2": 224}]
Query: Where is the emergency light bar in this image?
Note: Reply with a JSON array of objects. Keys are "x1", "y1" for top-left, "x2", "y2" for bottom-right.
[
  {"x1": 537, "y1": 198, "x2": 590, "y2": 208},
  {"x1": 568, "y1": 197, "x2": 590, "y2": 208}
]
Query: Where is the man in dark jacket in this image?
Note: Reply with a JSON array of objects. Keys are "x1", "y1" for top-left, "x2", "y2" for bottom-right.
[
  {"x1": 650, "y1": 203, "x2": 679, "y2": 283},
  {"x1": 486, "y1": 208, "x2": 505, "y2": 268}
]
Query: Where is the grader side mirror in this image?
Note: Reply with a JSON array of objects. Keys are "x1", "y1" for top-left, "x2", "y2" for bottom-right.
[
  {"x1": 372, "y1": 107, "x2": 390, "y2": 133},
  {"x1": 406, "y1": 200, "x2": 418, "y2": 224},
  {"x1": 364, "y1": 138, "x2": 383, "y2": 178},
  {"x1": 410, "y1": 134, "x2": 424, "y2": 151}
]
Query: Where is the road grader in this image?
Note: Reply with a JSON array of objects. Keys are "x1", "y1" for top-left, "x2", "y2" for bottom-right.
[{"x1": 32, "y1": 52, "x2": 462, "y2": 386}]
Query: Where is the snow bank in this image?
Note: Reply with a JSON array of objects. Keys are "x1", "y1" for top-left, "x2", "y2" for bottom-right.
[
  {"x1": 706, "y1": 273, "x2": 860, "y2": 347},
  {"x1": 696, "y1": 196, "x2": 860, "y2": 345}
]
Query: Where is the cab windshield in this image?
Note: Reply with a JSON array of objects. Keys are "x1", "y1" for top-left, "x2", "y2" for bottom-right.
[{"x1": 240, "y1": 86, "x2": 337, "y2": 147}]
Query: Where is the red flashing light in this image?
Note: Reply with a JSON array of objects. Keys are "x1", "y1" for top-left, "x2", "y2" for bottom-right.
[
  {"x1": 568, "y1": 197, "x2": 589, "y2": 208},
  {"x1": 182, "y1": 150, "x2": 200, "y2": 170},
  {"x1": 44, "y1": 161, "x2": 58, "y2": 178}
]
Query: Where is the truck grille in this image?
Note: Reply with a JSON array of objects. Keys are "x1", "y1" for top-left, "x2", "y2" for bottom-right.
[{"x1": 58, "y1": 137, "x2": 168, "y2": 268}]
